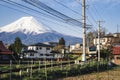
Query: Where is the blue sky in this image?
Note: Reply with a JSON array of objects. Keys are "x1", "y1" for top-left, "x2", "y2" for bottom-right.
[{"x1": 0, "y1": 0, "x2": 120, "y2": 37}]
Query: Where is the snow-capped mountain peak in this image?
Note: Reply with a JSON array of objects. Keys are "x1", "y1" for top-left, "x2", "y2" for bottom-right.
[
  {"x1": 0, "y1": 16, "x2": 82, "y2": 45},
  {"x1": 0, "y1": 16, "x2": 50, "y2": 34}
]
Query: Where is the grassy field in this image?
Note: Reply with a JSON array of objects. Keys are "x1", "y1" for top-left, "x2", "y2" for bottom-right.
[
  {"x1": 1, "y1": 60, "x2": 115, "y2": 80},
  {"x1": 58, "y1": 66, "x2": 120, "y2": 80}
]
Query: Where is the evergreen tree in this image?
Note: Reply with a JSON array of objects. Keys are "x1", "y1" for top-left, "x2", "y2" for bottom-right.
[
  {"x1": 53, "y1": 37, "x2": 65, "y2": 53},
  {"x1": 8, "y1": 37, "x2": 23, "y2": 60},
  {"x1": 14, "y1": 37, "x2": 22, "y2": 54},
  {"x1": 59, "y1": 37, "x2": 65, "y2": 45},
  {"x1": 9, "y1": 37, "x2": 22, "y2": 54},
  {"x1": 9, "y1": 44, "x2": 15, "y2": 52}
]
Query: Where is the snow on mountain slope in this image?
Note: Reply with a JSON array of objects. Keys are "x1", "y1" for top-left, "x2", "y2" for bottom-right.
[
  {"x1": 0, "y1": 16, "x2": 50, "y2": 35},
  {"x1": 0, "y1": 16, "x2": 82, "y2": 45}
]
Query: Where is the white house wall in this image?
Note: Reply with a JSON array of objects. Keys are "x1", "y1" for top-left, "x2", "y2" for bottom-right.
[
  {"x1": 24, "y1": 44, "x2": 64, "y2": 59},
  {"x1": 24, "y1": 53, "x2": 54, "y2": 59},
  {"x1": 28, "y1": 46, "x2": 52, "y2": 54},
  {"x1": 94, "y1": 38, "x2": 110, "y2": 50},
  {"x1": 70, "y1": 45, "x2": 75, "y2": 52},
  {"x1": 25, "y1": 45, "x2": 54, "y2": 59}
]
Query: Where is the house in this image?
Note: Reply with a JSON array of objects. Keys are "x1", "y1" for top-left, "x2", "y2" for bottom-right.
[
  {"x1": 94, "y1": 36, "x2": 112, "y2": 49},
  {"x1": 113, "y1": 33, "x2": 120, "y2": 38},
  {"x1": 21, "y1": 42, "x2": 65, "y2": 60},
  {"x1": 21, "y1": 43, "x2": 53, "y2": 59},
  {"x1": 112, "y1": 45, "x2": 120, "y2": 65},
  {"x1": 0, "y1": 41, "x2": 13, "y2": 60},
  {"x1": 93, "y1": 34, "x2": 120, "y2": 50},
  {"x1": 44, "y1": 42, "x2": 58, "y2": 47},
  {"x1": 21, "y1": 50, "x2": 37, "y2": 59},
  {"x1": 51, "y1": 50, "x2": 64, "y2": 61}
]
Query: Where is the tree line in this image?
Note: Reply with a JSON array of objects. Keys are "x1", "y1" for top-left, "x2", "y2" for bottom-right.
[{"x1": 8, "y1": 37, "x2": 66, "y2": 59}]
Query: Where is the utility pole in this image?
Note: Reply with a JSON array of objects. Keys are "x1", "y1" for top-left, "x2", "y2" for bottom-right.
[
  {"x1": 117, "y1": 24, "x2": 119, "y2": 33},
  {"x1": 82, "y1": 0, "x2": 86, "y2": 62},
  {"x1": 98, "y1": 20, "x2": 101, "y2": 62}
]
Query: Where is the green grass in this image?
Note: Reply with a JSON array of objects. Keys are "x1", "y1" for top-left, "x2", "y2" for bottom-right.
[{"x1": 1, "y1": 60, "x2": 110, "y2": 80}]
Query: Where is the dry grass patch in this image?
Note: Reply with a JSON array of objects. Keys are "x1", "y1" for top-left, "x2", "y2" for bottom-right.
[{"x1": 57, "y1": 68, "x2": 120, "y2": 80}]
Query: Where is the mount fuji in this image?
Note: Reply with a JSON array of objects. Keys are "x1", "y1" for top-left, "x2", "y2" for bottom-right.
[{"x1": 0, "y1": 16, "x2": 82, "y2": 45}]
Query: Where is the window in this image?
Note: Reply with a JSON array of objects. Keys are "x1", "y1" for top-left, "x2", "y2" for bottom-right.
[
  {"x1": 40, "y1": 54, "x2": 43, "y2": 56},
  {"x1": 46, "y1": 47, "x2": 50, "y2": 50},
  {"x1": 116, "y1": 57, "x2": 120, "y2": 59},
  {"x1": 89, "y1": 46, "x2": 96, "y2": 51},
  {"x1": 39, "y1": 47, "x2": 42, "y2": 50},
  {"x1": 36, "y1": 47, "x2": 39, "y2": 50},
  {"x1": 30, "y1": 53, "x2": 34, "y2": 56},
  {"x1": 102, "y1": 39, "x2": 105, "y2": 42},
  {"x1": 46, "y1": 54, "x2": 49, "y2": 56}
]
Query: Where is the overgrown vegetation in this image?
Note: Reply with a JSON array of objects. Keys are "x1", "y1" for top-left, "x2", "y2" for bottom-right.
[{"x1": 1, "y1": 60, "x2": 113, "y2": 80}]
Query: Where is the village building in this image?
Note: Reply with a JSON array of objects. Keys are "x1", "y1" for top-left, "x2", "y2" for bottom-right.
[
  {"x1": 21, "y1": 42, "x2": 63, "y2": 60},
  {"x1": 112, "y1": 45, "x2": 120, "y2": 65},
  {"x1": 93, "y1": 33, "x2": 120, "y2": 50},
  {"x1": 0, "y1": 41, "x2": 13, "y2": 60},
  {"x1": 43, "y1": 42, "x2": 59, "y2": 47}
]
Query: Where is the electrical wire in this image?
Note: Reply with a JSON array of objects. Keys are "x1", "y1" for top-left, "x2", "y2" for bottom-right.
[
  {"x1": 0, "y1": 2, "x2": 82, "y2": 36},
  {"x1": 53, "y1": 0, "x2": 81, "y2": 16},
  {"x1": 22, "y1": 0, "x2": 82, "y2": 27}
]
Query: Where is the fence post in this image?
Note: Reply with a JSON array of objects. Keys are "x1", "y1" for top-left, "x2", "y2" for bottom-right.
[
  {"x1": 39, "y1": 60, "x2": 41, "y2": 80},
  {"x1": 39, "y1": 60, "x2": 40, "y2": 71},
  {"x1": 10, "y1": 60, "x2": 12, "y2": 80},
  {"x1": 27, "y1": 60, "x2": 30, "y2": 79},
  {"x1": 45, "y1": 60, "x2": 47, "y2": 80},
  {"x1": 30, "y1": 60, "x2": 33, "y2": 79},
  {"x1": 69, "y1": 59, "x2": 70, "y2": 70},
  {"x1": 51, "y1": 59, "x2": 53, "y2": 71},
  {"x1": 61, "y1": 60, "x2": 62, "y2": 70},
  {"x1": 19, "y1": 60, "x2": 22, "y2": 80},
  {"x1": 19, "y1": 69, "x2": 22, "y2": 80}
]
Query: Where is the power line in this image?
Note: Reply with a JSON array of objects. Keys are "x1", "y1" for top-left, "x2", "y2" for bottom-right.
[
  {"x1": 54, "y1": 0, "x2": 97, "y2": 32},
  {"x1": 75, "y1": 0, "x2": 98, "y2": 31},
  {"x1": 53, "y1": 0, "x2": 81, "y2": 16},
  {"x1": 0, "y1": 2, "x2": 82, "y2": 36},
  {"x1": 1, "y1": 0, "x2": 65, "y2": 23},
  {"x1": 1, "y1": 0, "x2": 82, "y2": 27},
  {"x1": 87, "y1": 9, "x2": 98, "y2": 25},
  {"x1": 84, "y1": 0, "x2": 102, "y2": 33},
  {"x1": 76, "y1": 0, "x2": 82, "y2": 6},
  {"x1": 86, "y1": 0, "x2": 104, "y2": 22},
  {"x1": 22, "y1": 0, "x2": 82, "y2": 27}
]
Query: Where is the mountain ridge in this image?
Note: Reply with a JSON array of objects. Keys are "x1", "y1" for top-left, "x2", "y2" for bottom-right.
[{"x1": 0, "y1": 16, "x2": 82, "y2": 45}]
